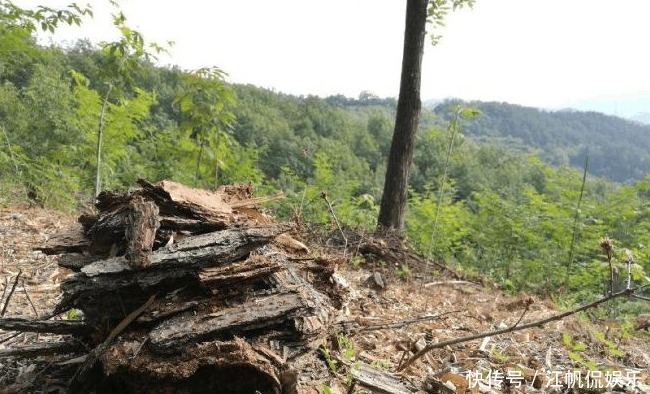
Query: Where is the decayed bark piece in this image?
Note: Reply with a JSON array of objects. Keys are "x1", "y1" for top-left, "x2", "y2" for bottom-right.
[
  {"x1": 110, "y1": 227, "x2": 272, "y2": 277},
  {"x1": 57, "y1": 253, "x2": 99, "y2": 271},
  {"x1": 80, "y1": 223, "x2": 292, "y2": 276},
  {"x1": 144, "y1": 255, "x2": 335, "y2": 358},
  {"x1": 158, "y1": 216, "x2": 223, "y2": 233},
  {"x1": 215, "y1": 182, "x2": 254, "y2": 203},
  {"x1": 149, "y1": 291, "x2": 306, "y2": 354},
  {"x1": 94, "y1": 189, "x2": 138, "y2": 212},
  {"x1": 125, "y1": 196, "x2": 160, "y2": 269},
  {"x1": 36, "y1": 232, "x2": 88, "y2": 255},
  {"x1": 0, "y1": 317, "x2": 93, "y2": 336},
  {"x1": 54, "y1": 267, "x2": 197, "y2": 319},
  {"x1": 86, "y1": 206, "x2": 128, "y2": 255}
]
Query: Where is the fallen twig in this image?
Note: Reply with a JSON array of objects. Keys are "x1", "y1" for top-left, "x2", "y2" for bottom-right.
[
  {"x1": 21, "y1": 280, "x2": 39, "y2": 318},
  {"x1": 0, "y1": 269, "x2": 22, "y2": 317},
  {"x1": 511, "y1": 298, "x2": 533, "y2": 327},
  {"x1": 0, "y1": 331, "x2": 22, "y2": 345},
  {"x1": 0, "y1": 341, "x2": 83, "y2": 358},
  {"x1": 397, "y1": 285, "x2": 648, "y2": 371},
  {"x1": 423, "y1": 280, "x2": 473, "y2": 287},
  {"x1": 321, "y1": 192, "x2": 348, "y2": 257},
  {"x1": 341, "y1": 310, "x2": 461, "y2": 333},
  {"x1": 0, "y1": 276, "x2": 8, "y2": 309}
]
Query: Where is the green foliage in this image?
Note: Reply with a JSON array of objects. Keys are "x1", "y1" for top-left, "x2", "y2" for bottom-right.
[
  {"x1": 89, "y1": 7, "x2": 167, "y2": 195},
  {"x1": 396, "y1": 264, "x2": 412, "y2": 279},
  {"x1": 277, "y1": 150, "x2": 376, "y2": 230},
  {"x1": 2, "y1": 2, "x2": 650, "y2": 310},
  {"x1": 70, "y1": 70, "x2": 156, "y2": 190},
  {"x1": 427, "y1": 0, "x2": 475, "y2": 45},
  {"x1": 336, "y1": 333, "x2": 356, "y2": 362},
  {"x1": 561, "y1": 332, "x2": 597, "y2": 370},
  {"x1": 489, "y1": 347, "x2": 510, "y2": 363},
  {"x1": 319, "y1": 345, "x2": 338, "y2": 374},
  {"x1": 591, "y1": 329, "x2": 626, "y2": 358},
  {"x1": 406, "y1": 183, "x2": 470, "y2": 261},
  {"x1": 174, "y1": 67, "x2": 239, "y2": 187},
  {"x1": 65, "y1": 308, "x2": 80, "y2": 320},
  {"x1": 320, "y1": 384, "x2": 335, "y2": 394},
  {"x1": 0, "y1": 1, "x2": 92, "y2": 33}
]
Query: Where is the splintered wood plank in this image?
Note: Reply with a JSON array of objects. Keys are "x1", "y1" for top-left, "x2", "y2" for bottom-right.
[
  {"x1": 148, "y1": 292, "x2": 306, "y2": 354},
  {"x1": 199, "y1": 255, "x2": 282, "y2": 287},
  {"x1": 350, "y1": 363, "x2": 416, "y2": 394},
  {"x1": 80, "y1": 224, "x2": 292, "y2": 276},
  {"x1": 137, "y1": 179, "x2": 232, "y2": 224},
  {"x1": 125, "y1": 196, "x2": 160, "y2": 269}
]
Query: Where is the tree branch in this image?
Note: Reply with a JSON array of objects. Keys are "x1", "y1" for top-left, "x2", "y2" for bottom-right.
[
  {"x1": 397, "y1": 285, "x2": 647, "y2": 371},
  {"x1": 1, "y1": 269, "x2": 22, "y2": 317}
]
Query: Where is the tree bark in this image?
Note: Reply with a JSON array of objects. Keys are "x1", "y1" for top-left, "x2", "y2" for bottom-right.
[
  {"x1": 377, "y1": 0, "x2": 429, "y2": 232},
  {"x1": 124, "y1": 196, "x2": 160, "y2": 268}
]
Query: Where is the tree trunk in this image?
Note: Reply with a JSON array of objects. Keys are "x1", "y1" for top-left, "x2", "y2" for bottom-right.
[
  {"x1": 95, "y1": 84, "x2": 113, "y2": 197},
  {"x1": 377, "y1": 0, "x2": 429, "y2": 232}
]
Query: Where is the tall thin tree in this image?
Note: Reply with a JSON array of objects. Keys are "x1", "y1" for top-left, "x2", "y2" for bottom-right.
[
  {"x1": 377, "y1": 0, "x2": 429, "y2": 232},
  {"x1": 377, "y1": 0, "x2": 474, "y2": 232}
]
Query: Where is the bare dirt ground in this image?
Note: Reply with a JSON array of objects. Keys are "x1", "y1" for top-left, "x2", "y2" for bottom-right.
[{"x1": 1, "y1": 204, "x2": 650, "y2": 393}]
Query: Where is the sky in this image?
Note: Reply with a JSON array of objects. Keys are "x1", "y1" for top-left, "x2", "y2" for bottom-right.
[{"x1": 19, "y1": 0, "x2": 650, "y2": 117}]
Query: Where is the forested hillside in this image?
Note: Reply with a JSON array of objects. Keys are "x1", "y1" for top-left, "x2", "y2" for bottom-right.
[
  {"x1": 1, "y1": 4, "x2": 650, "y2": 306},
  {"x1": 434, "y1": 100, "x2": 650, "y2": 183}
]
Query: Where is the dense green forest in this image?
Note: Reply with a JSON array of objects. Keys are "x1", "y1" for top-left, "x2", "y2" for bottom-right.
[{"x1": 1, "y1": 3, "x2": 649, "y2": 308}]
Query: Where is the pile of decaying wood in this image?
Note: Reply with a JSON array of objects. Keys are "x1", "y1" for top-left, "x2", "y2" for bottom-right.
[{"x1": 2, "y1": 179, "x2": 348, "y2": 393}]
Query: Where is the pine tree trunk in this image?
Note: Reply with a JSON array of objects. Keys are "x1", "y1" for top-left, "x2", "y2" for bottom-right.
[{"x1": 377, "y1": 0, "x2": 428, "y2": 232}]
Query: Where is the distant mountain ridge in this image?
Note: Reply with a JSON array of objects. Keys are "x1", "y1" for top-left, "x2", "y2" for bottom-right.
[
  {"x1": 631, "y1": 112, "x2": 650, "y2": 125},
  {"x1": 432, "y1": 100, "x2": 650, "y2": 183},
  {"x1": 559, "y1": 91, "x2": 650, "y2": 120}
]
